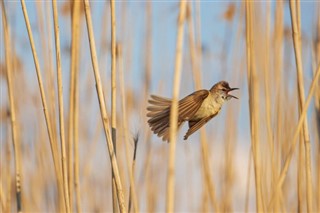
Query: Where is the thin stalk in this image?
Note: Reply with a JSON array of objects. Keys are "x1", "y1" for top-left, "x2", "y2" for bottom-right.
[
  {"x1": 73, "y1": 48, "x2": 81, "y2": 213},
  {"x1": 245, "y1": 1, "x2": 263, "y2": 211},
  {"x1": 298, "y1": 131, "x2": 305, "y2": 211},
  {"x1": 199, "y1": 135, "x2": 219, "y2": 212},
  {"x1": 52, "y1": 1, "x2": 70, "y2": 212},
  {"x1": 83, "y1": 1, "x2": 126, "y2": 212},
  {"x1": 166, "y1": 1, "x2": 187, "y2": 212},
  {"x1": 110, "y1": 0, "x2": 118, "y2": 212},
  {"x1": 1, "y1": 2, "x2": 22, "y2": 212},
  {"x1": 128, "y1": 136, "x2": 139, "y2": 213},
  {"x1": 142, "y1": 3, "x2": 153, "y2": 208},
  {"x1": 186, "y1": 3, "x2": 201, "y2": 90},
  {"x1": 68, "y1": 16, "x2": 76, "y2": 213},
  {"x1": 20, "y1": 1, "x2": 65, "y2": 210},
  {"x1": 316, "y1": 4, "x2": 320, "y2": 212},
  {"x1": 289, "y1": 1, "x2": 313, "y2": 212},
  {"x1": 268, "y1": 63, "x2": 320, "y2": 209},
  {"x1": 5, "y1": 144, "x2": 12, "y2": 212},
  {"x1": 117, "y1": 45, "x2": 139, "y2": 213},
  {"x1": 0, "y1": 181, "x2": 6, "y2": 211},
  {"x1": 273, "y1": 1, "x2": 283, "y2": 210},
  {"x1": 315, "y1": 4, "x2": 320, "y2": 211},
  {"x1": 263, "y1": 0, "x2": 276, "y2": 190},
  {"x1": 44, "y1": 0, "x2": 58, "y2": 150},
  {"x1": 187, "y1": 3, "x2": 218, "y2": 211},
  {"x1": 70, "y1": 1, "x2": 82, "y2": 212}
]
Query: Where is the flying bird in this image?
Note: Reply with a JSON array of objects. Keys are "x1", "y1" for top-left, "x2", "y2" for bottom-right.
[{"x1": 146, "y1": 81, "x2": 239, "y2": 141}]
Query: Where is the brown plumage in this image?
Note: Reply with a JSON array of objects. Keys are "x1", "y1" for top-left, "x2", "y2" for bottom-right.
[{"x1": 146, "y1": 81, "x2": 239, "y2": 141}]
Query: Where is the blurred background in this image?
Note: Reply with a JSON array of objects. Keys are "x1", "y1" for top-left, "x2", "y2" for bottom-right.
[{"x1": 1, "y1": 1, "x2": 319, "y2": 212}]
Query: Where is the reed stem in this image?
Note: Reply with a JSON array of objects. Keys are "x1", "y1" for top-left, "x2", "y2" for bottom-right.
[
  {"x1": 245, "y1": 1, "x2": 263, "y2": 211},
  {"x1": 52, "y1": 1, "x2": 70, "y2": 212},
  {"x1": 289, "y1": 1, "x2": 313, "y2": 211},
  {"x1": 166, "y1": 1, "x2": 187, "y2": 212},
  {"x1": 83, "y1": 1, "x2": 126, "y2": 212},
  {"x1": 269, "y1": 63, "x2": 320, "y2": 209},
  {"x1": 1, "y1": 2, "x2": 22, "y2": 212},
  {"x1": 20, "y1": 0, "x2": 65, "y2": 210}
]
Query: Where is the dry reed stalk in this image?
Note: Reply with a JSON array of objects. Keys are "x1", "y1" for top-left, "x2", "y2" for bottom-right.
[
  {"x1": 142, "y1": 3, "x2": 153, "y2": 208},
  {"x1": 44, "y1": 1, "x2": 59, "y2": 147},
  {"x1": 0, "y1": 181, "x2": 6, "y2": 211},
  {"x1": 110, "y1": 1, "x2": 118, "y2": 212},
  {"x1": 296, "y1": 1, "x2": 307, "y2": 211},
  {"x1": 129, "y1": 136, "x2": 139, "y2": 212},
  {"x1": 166, "y1": 1, "x2": 187, "y2": 212},
  {"x1": 70, "y1": 1, "x2": 82, "y2": 211},
  {"x1": 220, "y1": 3, "x2": 243, "y2": 212},
  {"x1": 1, "y1": 2, "x2": 22, "y2": 212},
  {"x1": 5, "y1": 143, "x2": 12, "y2": 212},
  {"x1": 298, "y1": 129, "x2": 305, "y2": 212},
  {"x1": 117, "y1": 44, "x2": 139, "y2": 213},
  {"x1": 273, "y1": 1, "x2": 284, "y2": 210},
  {"x1": 83, "y1": 1, "x2": 126, "y2": 212},
  {"x1": 199, "y1": 135, "x2": 219, "y2": 212},
  {"x1": 269, "y1": 63, "x2": 320, "y2": 210},
  {"x1": 245, "y1": 1, "x2": 263, "y2": 211},
  {"x1": 263, "y1": 1, "x2": 276, "y2": 190},
  {"x1": 141, "y1": 2, "x2": 153, "y2": 209},
  {"x1": 186, "y1": 3, "x2": 219, "y2": 211},
  {"x1": 110, "y1": 0, "x2": 117, "y2": 137},
  {"x1": 315, "y1": 5, "x2": 320, "y2": 210},
  {"x1": 20, "y1": 0, "x2": 65, "y2": 210},
  {"x1": 222, "y1": 115, "x2": 235, "y2": 212},
  {"x1": 36, "y1": 3, "x2": 59, "y2": 166},
  {"x1": 297, "y1": 3, "x2": 306, "y2": 210},
  {"x1": 68, "y1": 10, "x2": 76, "y2": 213},
  {"x1": 289, "y1": 1, "x2": 313, "y2": 211},
  {"x1": 186, "y1": 3, "x2": 201, "y2": 90},
  {"x1": 200, "y1": 187, "x2": 209, "y2": 212},
  {"x1": 52, "y1": 1, "x2": 70, "y2": 212}
]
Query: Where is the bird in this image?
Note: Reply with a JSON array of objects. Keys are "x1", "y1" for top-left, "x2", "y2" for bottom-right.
[{"x1": 146, "y1": 81, "x2": 239, "y2": 141}]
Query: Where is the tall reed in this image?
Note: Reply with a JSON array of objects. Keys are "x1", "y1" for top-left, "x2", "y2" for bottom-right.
[
  {"x1": 110, "y1": 0, "x2": 118, "y2": 212},
  {"x1": 167, "y1": 1, "x2": 187, "y2": 212},
  {"x1": 1, "y1": 2, "x2": 22, "y2": 212},
  {"x1": 289, "y1": 1, "x2": 313, "y2": 211},
  {"x1": 52, "y1": 1, "x2": 70, "y2": 212},
  {"x1": 69, "y1": 1, "x2": 82, "y2": 211},
  {"x1": 83, "y1": 0, "x2": 126, "y2": 212},
  {"x1": 2, "y1": 2, "x2": 320, "y2": 212},
  {"x1": 20, "y1": 0, "x2": 65, "y2": 211},
  {"x1": 245, "y1": 1, "x2": 263, "y2": 211}
]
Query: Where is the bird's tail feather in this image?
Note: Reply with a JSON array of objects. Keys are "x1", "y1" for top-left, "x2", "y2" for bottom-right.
[{"x1": 147, "y1": 95, "x2": 183, "y2": 142}]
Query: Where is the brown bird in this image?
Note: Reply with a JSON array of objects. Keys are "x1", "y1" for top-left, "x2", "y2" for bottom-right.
[{"x1": 146, "y1": 81, "x2": 239, "y2": 141}]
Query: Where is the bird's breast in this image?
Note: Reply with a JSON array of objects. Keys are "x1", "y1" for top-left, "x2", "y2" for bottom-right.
[{"x1": 192, "y1": 94, "x2": 222, "y2": 120}]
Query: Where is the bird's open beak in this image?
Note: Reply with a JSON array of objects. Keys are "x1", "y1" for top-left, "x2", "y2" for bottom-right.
[{"x1": 227, "y1": 88, "x2": 239, "y2": 99}]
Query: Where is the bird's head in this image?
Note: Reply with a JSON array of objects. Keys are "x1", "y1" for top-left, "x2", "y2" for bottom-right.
[{"x1": 210, "y1": 81, "x2": 239, "y2": 100}]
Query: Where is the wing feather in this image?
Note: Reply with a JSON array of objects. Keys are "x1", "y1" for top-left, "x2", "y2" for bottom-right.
[
  {"x1": 183, "y1": 113, "x2": 218, "y2": 140},
  {"x1": 177, "y1": 90, "x2": 209, "y2": 121}
]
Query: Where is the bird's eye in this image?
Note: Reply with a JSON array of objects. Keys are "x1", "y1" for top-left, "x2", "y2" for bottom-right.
[{"x1": 222, "y1": 89, "x2": 227, "y2": 92}]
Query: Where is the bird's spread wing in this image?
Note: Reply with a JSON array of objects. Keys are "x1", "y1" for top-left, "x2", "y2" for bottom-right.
[
  {"x1": 177, "y1": 90, "x2": 209, "y2": 120},
  {"x1": 147, "y1": 90, "x2": 209, "y2": 141},
  {"x1": 183, "y1": 112, "x2": 218, "y2": 140}
]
